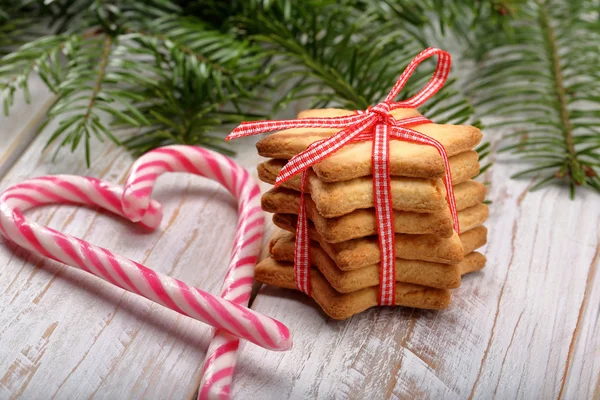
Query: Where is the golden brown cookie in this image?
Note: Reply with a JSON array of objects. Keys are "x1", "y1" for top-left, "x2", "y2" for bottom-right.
[
  {"x1": 256, "y1": 108, "x2": 483, "y2": 182},
  {"x1": 311, "y1": 175, "x2": 445, "y2": 217},
  {"x1": 258, "y1": 157, "x2": 480, "y2": 218},
  {"x1": 261, "y1": 187, "x2": 488, "y2": 241},
  {"x1": 310, "y1": 178, "x2": 487, "y2": 217},
  {"x1": 256, "y1": 258, "x2": 452, "y2": 319},
  {"x1": 258, "y1": 150, "x2": 480, "y2": 192},
  {"x1": 272, "y1": 214, "x2": 488, "y2": 269},
  {"x1": 269, "y1": 230, "x2": 487, "y2": 291}
]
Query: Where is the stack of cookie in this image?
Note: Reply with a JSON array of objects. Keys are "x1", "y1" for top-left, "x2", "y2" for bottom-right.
[{"x1": 255, "y1": 108, "x2": 488, "y2": 319}]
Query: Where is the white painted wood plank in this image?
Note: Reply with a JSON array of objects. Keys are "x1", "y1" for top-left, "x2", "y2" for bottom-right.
[
  {"x1": 232, "y1": 132, "x2": 600, "y2": 399},
  {"x1": 561, "y1": 229, "x2": 600, "y2": 400},
  {"x1": 467, "y1": 168, "x2": 599, "y2": 399},
  {"x1": 0, "y1": 75, "x2": 54, "y2": 179}
]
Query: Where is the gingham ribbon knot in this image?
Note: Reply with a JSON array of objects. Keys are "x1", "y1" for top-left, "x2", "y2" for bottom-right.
[
  {"x1": 227, "y1": 47, "x2": 460, "y2": 307},
  {"x1": 360, "y1": 102, "x2": 391, "y2": 118}
]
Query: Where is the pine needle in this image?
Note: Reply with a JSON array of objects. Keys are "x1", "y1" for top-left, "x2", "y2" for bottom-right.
[{"x1": 470, "y1": 0, "x2": 600, "y2": 196}]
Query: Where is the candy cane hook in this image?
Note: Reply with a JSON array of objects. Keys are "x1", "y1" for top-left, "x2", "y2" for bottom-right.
[
  {"x1": 0, "y1": 175, "x2": 291, "y2": 353},
  {"x1": 123, "y1": 145, "x2": 270, "y2": 400}
]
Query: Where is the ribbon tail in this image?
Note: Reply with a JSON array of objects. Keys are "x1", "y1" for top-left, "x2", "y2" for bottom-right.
[
  {"x1": 275, "y1": 117, "x2": 377, "y2": 186},
  {"x1": 294, "y1": 170, "x2": 311, "y2": 295},
  {"x1": 443, "y1": 174, "x2": 459, "y2": 234},
  {"x1": 393, "y1": 115, "x2": 431, "y2": 127},
  {"x1": 373, "y1": 123, "x2": 396, "y2": 306},
  {"x1": 226, "y1": 113, "x2": 372, "y2": 140}
]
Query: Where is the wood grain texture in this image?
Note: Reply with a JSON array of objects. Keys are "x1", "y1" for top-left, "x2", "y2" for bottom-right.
[{"x1": 0, "y1": 77, "x2": 598, "y2": 399}]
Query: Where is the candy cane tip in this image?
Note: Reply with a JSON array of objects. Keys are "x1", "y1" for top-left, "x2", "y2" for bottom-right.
[
  {"x1": 279, "y1": 339, "x2": 293, "y2": 351},
  {"x1": 274, "y1": 325, "x2": 293, "y2": 351},
  {"x1": 221, "y1": 385, "x2": 231, "y2": 397}
]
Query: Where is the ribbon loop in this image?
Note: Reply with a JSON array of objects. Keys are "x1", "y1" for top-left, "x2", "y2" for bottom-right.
[
  {"x1": 385, "y1": 47, "x2": 452, "y2": 109},
  {"x1": 227, "y1": 47, "x2": 459, "y2": 306}
]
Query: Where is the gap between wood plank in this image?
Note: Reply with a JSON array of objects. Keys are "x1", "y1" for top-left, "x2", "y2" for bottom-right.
[{"x1": 557, "y1": 228, "x2": 600, "y2": 399}]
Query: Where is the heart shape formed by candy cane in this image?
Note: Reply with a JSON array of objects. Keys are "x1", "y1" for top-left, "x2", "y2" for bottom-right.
[
  {"x1": 0, "y1": 153, "x2": 291, "y2": 358},
  {"x1": 122, "y1": 145, "x2": 272, "y2": 399}
]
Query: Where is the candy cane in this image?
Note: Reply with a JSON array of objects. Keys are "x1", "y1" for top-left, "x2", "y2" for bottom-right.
[
  {"x1": 0, "y1": 175, "x2": 292, "y2": 353},
  {"x1": 123, "y1": 145, "x2": 265, "y2": 400}
]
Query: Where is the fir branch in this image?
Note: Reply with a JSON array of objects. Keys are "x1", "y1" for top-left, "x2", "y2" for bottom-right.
[
  {"x1": 111, "y1": 15, "x2": 267, "y2": 154},
  {"x1": 39, "y1": 33, "x2": 152, "y2": 165},
  {"x1": 43, "y1": 0, "x2": 181, "y2": 34},
  {"x1": 371, "y1": 0, "x2": 526, "y2": 53},
  {"x1": 541, "y1": 4, "x2": 577, "y2": 172},
  {"x1": 470, "y1": 0, "x2": 600, "y2": 196},
  {"x1": 0, "y1": 1, "x2": 50, "y2": 54},
  {"x1": 79, "y1": 35, "x2": 113, "y2": 164},
  {"x1": 0, "y1": 35, "x2": 68, "y2": 113},
  {"x1": 84, "y1": 35, "x2": 112, "y2": 122},
  {"x1": 1, "y1": 2, "x2": 266, "y2": 164},
  {"x1": 241, "y1": 3, "x2": 478, "y2": 127},
  {"x1": 113, "y1": 61, "x2": 266, "y2": 155},
  {"x1": 130, "y1": 30, "x2": 229, "y2": 75},
  {"x1": 0, "y1": 16, "x2": 35, "y2": 55}
]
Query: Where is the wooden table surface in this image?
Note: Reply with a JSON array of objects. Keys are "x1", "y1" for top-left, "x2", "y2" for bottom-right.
[{"x1": 0, "y1": 78, "x2": 598, "y2": 400}]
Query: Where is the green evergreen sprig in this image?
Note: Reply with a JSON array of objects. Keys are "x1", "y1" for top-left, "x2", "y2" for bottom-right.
[
  {"x1": 113, "y1": 15, "x2": 268, "y2": 155},
  {"x1": 3, "y1": 0, "x2": 597, "y2": 200},
  {"x1": 0, "y1": 1, "x2": 266, "y2": 164},
  {"x1": 239, "y1": 4, "x2": 478, "y2": 124},
  {"x1": 1, "y1": 0, "x2": 483, "y2": 166},
  {"x1": 469, "y1": 0, "x2": 600, "y2": 196}
]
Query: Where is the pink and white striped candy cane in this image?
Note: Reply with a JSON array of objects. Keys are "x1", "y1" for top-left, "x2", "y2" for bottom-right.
[
  {"x1": 123, "y1": 145, "x2": 265, "y2": 400},
  {"x1": 0, "y1": 175, "x2": 291, "y2": 352}
]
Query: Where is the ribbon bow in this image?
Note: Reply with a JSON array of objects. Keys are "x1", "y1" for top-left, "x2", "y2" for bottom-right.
[{"x1": 227, "y1": 47, "x2": 459, "y2": 307}]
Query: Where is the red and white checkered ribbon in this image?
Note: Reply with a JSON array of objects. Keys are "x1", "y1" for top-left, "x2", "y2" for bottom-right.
[{"x1": 227, "y1": 47, "x2": 459, "y2": 306}]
